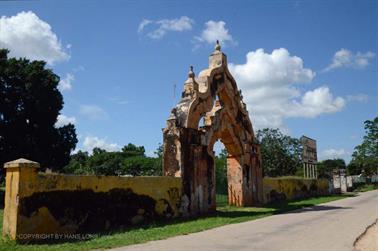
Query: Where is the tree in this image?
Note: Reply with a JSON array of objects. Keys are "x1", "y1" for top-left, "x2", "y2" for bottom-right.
[
  {"x1": 0, "y1": 49, "x2": 77, "y2": 174},
  {"x1": 154, "y1": 143, "x2": 163, "y2": 158},
  {"x1": 256, "y1": 128, "x2": 302, "y2": 177},
  {"x1": 152, "y1": 143, "x2": 163, "y2": 175},
  {"x1": 87, "y1": 150, "x2": 124, "y2": 176},
  {"x1": 215, "y1": 148, "x2": 228, "y2": 194},
  {"x1": 317, "y1": 158, "x2": 346, "y2": 179},
  {"x1": 62, "y1": 143, "x2": 163, "y2": 176},
  {"x1": 62, "y1": 150, "x2": 90, "y2": 175},
  {"x1": 122, "y1": 156, "x2": 161, "y2": 176},
  {"x1": 348, "y1": 117, "x2": 378, "y2": 175},
  {"x1": 122, "y1": 143, "x2": 145, "y2": 157}
]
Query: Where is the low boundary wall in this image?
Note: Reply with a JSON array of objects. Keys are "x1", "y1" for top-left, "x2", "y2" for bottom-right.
[
  {"x1": 2, "y1": 159, "x2": 182, "y2": 241},
  {"x1": 263, "y1": 177, "x2": 329, "y2": 203},
  {"x1": 2, "y1": 159, "x2": 333, "y2": 241}
]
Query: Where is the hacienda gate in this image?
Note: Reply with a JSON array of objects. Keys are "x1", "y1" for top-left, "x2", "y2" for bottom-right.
[{"x1": 162, "y1": 41, "x2": 263, "y2": 214}]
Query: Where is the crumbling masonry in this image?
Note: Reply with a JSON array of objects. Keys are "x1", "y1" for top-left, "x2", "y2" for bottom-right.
[{"x1": 163, "y1": 42, "x2": 263, "y2": 215}]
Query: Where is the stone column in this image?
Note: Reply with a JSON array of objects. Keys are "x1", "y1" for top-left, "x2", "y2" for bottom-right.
[
  {"x1": 303, "y1": 163, "x2": 306, "y2": 178},
  {"x1": 308, "y1": 164, "x2": 311, "y2": 179},
  {"x1": 315, "y1": 165, "x2": 318, "y2": 179},
  {"x1": 2, "y1": 158, "x2": 39, "y2": 240}
]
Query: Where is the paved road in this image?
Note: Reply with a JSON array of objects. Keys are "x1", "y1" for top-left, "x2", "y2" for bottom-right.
[{"x1": 112, "y1": 190, "x2": 378, "y2": 251}]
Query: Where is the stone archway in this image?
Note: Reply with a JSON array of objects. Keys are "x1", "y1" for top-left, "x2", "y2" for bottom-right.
[{"x1": 162, "y1": 42, "x2": 263, "y2": 215}]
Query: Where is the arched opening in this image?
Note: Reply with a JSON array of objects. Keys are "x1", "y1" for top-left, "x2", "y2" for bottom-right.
[
  {"x1": 213, "y1": 140, "x2": 228, "y2": 207},
  {"x1": 198, "y1": 116, "x2": 205, "y2": 127},
  {"x1": 210, "y1": 131, "x2": 245, "y2": 208}
]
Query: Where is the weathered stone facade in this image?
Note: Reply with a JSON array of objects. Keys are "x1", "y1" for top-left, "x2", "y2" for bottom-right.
[{"x1": 163, "y1": 42, "x2": 263, "y2": 215}]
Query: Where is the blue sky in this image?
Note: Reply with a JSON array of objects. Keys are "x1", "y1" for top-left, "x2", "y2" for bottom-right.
[{"x1": 0, "y1": 0, "x2": 377, "y2": 162}]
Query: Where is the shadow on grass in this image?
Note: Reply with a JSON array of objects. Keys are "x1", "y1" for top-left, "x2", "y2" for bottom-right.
[{"x1": 18, "y1": 208, "x2": 271, "y2": 245}]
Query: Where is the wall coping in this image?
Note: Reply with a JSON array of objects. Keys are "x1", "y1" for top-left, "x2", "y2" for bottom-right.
[{"x1": 4, "y1": 158, "x2": 40, "y2": 169}]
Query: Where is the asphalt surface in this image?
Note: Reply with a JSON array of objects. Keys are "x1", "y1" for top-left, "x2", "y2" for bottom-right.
[{"x1": 111, "y1": 190, "x2": 378, "y2": 251}]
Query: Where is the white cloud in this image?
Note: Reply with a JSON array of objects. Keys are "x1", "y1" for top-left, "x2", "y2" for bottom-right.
[
  {"x1": 346, "y1": 93, "x2": 369, "y2": 103},
  {"x1": 324, "y1": 49, "x2": 375, "y2": 72},
  {"x1": 0, "y1": 11, "x2": 70, "y2": 65},
  {"x1": 290, "y1": 87, "x2": 346, "y2": 117},
  {"x1": 138, "y1": 16, "x2": 193, "y2": 39},
  {"x1": 229, "y1": 48, "x2": 345, "y2": 129},
  {"x1": 138, "y1": 19, "x2": 153, "y2": 33},
  {"x1": 55, "y1": 114, "x2": 76, "y2": 127},
  {"x1": 58, "y1": 73, "x2": 74, "y2": 91},
  {"x1": 83, "y1": 136, "x2": 120, "y2": 153},
  {"x1": 195, "y1": 20, "x2": 235, "y2": 46},
  {"x1": 320, "y1": 148, "x2": 349, "y2": 160},
  {"x1": 79, "y1": 105, "x2": 107, "y2": 120}
]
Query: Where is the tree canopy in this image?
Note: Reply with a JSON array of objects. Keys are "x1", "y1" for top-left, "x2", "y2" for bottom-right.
[
  {"x1": 0, "y1": 49, "x2": 77, "y2": 174},
  {"x1": 63, "y1": 143, "x2": 162, "y2": 176},
  {"x1": 256, "y1": 128, "x2": 303, "y2": 177},
  {"x1": 317, "y1": 158, "x2": 346, "y2": 179},
  {"x1": 348, "y1": 117, "x2": 378, "y2": 175}
]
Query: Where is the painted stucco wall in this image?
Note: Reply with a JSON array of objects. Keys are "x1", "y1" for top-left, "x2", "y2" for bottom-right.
[
  {"x1": 263, "y1": 177, "x2": 329, "y2": 203},
  {"x1": 3, "y1": 159, "x2": 182, "y2": 241}
]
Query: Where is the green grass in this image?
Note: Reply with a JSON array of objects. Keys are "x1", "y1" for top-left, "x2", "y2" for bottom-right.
[
  {"x1": 0, "y1": 194, "x2": 352, "y2": 251},
  {"x1": 353, "y1": 183, "x2": 378, "y2": 192}
]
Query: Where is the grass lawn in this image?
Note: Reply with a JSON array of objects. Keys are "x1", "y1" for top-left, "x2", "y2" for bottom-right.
[
  {"x1": 0, "y1": 194, "x2": 352, "y2": 251},
  {"x1": 353, "y1": 183, "x2": 378, "y2": 192}
]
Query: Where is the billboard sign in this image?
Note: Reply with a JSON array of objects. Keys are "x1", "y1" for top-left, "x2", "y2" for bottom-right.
[{"x1": 300, "y1": 136, "x2": 317, "y2": 163}]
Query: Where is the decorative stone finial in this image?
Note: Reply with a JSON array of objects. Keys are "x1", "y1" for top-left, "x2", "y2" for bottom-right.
[
  {"x1": 188, "y1": 65, "x2": 195, "y2": 78},
  {"x1": 215, "y1": 40, "x2": 221, "y2": 51}
]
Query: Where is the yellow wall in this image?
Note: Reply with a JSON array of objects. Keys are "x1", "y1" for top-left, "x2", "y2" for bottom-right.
[
  {"x1": 2, "y1": 159, "x2": 182, "y2": 241},
  {"x1": 263, "y1": 177, "x2": 329, "y2": 203},
  {"x1": 3, "y1": 159, "x2": 331, "y2": 241}
]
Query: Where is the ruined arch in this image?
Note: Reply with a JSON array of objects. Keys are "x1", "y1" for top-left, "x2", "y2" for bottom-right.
[{"x1": 162, "y1": 42, "x2": 263, "y2": 215}]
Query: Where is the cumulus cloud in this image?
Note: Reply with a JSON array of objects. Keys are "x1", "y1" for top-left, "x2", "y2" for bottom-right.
[
  {"x1": 55, "y1": 114, "x2": 76, "y2": 127},
  {"x1": 79, "y1": 105, "x2": 107, "y2": 120},
  {"x1": 83, "y1": 136, "x2": 120, "y2": 153},
  {"x1": 229, "y1": 48, "x2": 345, "y2": 129},
  {"x1": 289, "y1": 87, "x2": 346, "y2": 117},
  {"x1": 195, "y1": 20, "x2": 235, "y2": 46},
  {"x1": 58, "y1": 73, "x2": 74, "y2": 91},
  {"x1": 138, "y1": 16, "x2": 193, "y2": 39},
  {"x1": 320, "y1": 148, "x2": 349, "y2": 160},
  {"x1": 0, "y1": 11, "x2": 70, "y2": 65},
  {"x1": 323, "y1": 49, "x2": 375, "y2": 72}
]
